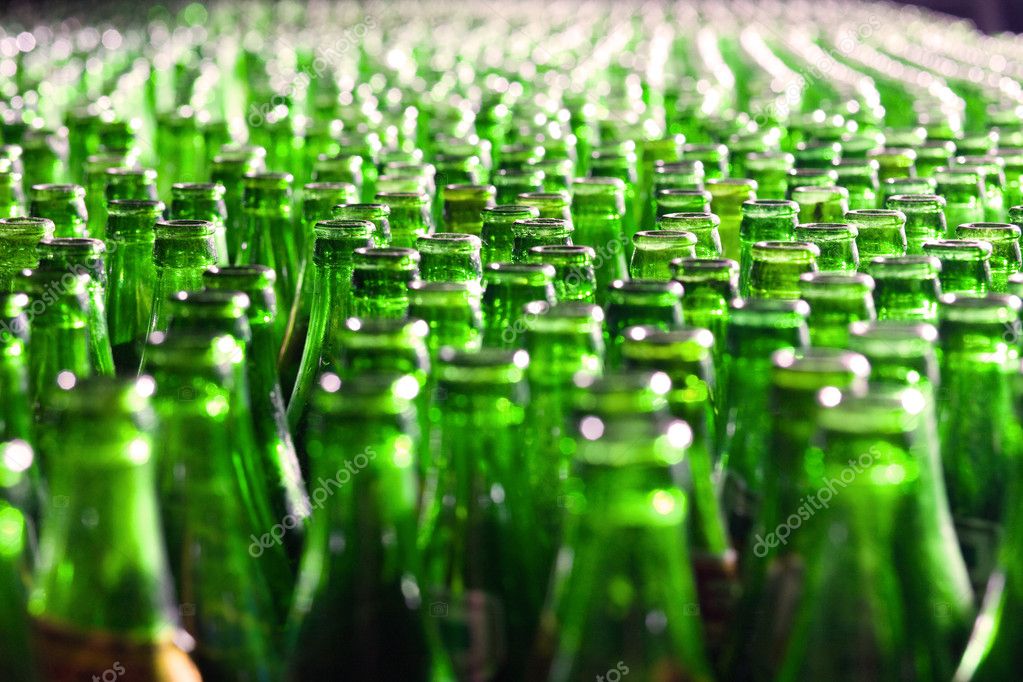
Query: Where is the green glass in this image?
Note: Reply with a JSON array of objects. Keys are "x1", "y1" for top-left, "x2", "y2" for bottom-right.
[
  {"x1": 0, "y1": 434, "x2": 37, "y2": 681},
  {"x1": 0, "y1": 165, "x2": 25, "y2": 219},
  {"x1": 536, "y1": 158, "x2": 575, "y2": 194},
  {"x1": 519, "y1": 190, "x2": 572, "y2": 222},
  {"x1": 955, "y1": 157, "x2": 1007, "y2": 222},
  {"x1": 97, "y1": 116, "x2": 142, "y2": 160},
  {"x1": 203, "y1": 265, "x2": 309, "y2": 555},
  {"x1": 707, "y1": 178, "x2": 758, "y2": 260},
  {"x1": 846, "y1": 208, "x2": 909, "y2": 260},
  {"x1": 833, "y1": 158, "x2": 881, "y2": 210},
  {"x1": 145, "y1": 220, "x2": 217, "y2": 339},
  {"x1": 880, "y1": 177, "x2": 937, "y2": 208},
  {"x1": 335, "y1": 318, "x2": 430, "y2": 386},
  {"x1": 419, "y1": 348, "x2": 542, "y2": 681},
  {"x1": 155, "y1": 108, "x2": 205, "y2": 198},
  {"x1": 630, "y1": 230, "x2": 698, "y2": 279},
  {"x1": 211, "y1": 145, "x2": 267, "y2": 261},
  {"x1": 416, "y1": 233, "x2": 483, "y2": 283},
  {"x1": 105, "y1": 200, "x2": 164, "y2": 374},
  {"x1": 28, "y1": 184, "x2": 88, "y2": 238},
  {"x1": 746, "y1": 152, "x2": 793, "y2": 200},
  {"x1": 19, "y1": 128, "x2": 62, "y2": 188},
  {"x1": 658, "y1": 212, "x2": 723, "y2": 258},
  {"x1": 603, "y1": 279, "x2": 684, "y2": 369},
  {"x1": 331, "y1": 202, "x2": 392, "y2": 247},
  {"x1": 732, "y1": 349, "x2": 872, "y2": 679},
  {"x1": 349, "y1": 247, "x2": 420, "y2": 320},
  {"x1": 529, "y1": 244, "x2": 598, "y2": 303},
  {"x1": 739, "y1": 200, "x2": 798, "y2": 296},
  {"x1": 791, "y1": 187, "x2": 847, "y2": 225},
  {"x1": 493, "y1": 168, "x2": 545, "y2": 205},
  {"x1": 794, "y1": 140, "x2": 841, "y2": 169},
  {"x1": 536, "y1": 371, "x2": 713, "y2": 682},
  {"x1": 104, "y1": 167, "x2": 158, "y2": 204},
  {"x1": 442, "y1": 184, "x2": 496, "y2": 235},
  {"x1": 671, "y1": 257, "x2": 739, "y2": 367},
  {"x1": 1010, "y1": 205, "x2": 1023, "y2": 242},
  {"x1": 146, "y1": 332, "x2": 283, "y2": 679},
  {"x1": 312, "y1": 154, "x2": 364, "y2": 196},
  {"x1": 590, "y1": 147, "x2": 639, "y2": 245},
  {"x1": 481, "y1": 262, "x2": 556, "y2": 349},
  {"x1": 620, "y1": 327, "x2": 735, "y2": 660},
  {"x1": 521, "y1": 301, "x2": 604, "y2": 579},
  {"x1": 374, "y1": 191, "x2": 433, "y2": 249},
  {"x1": 656, "y1": 188, "x2": 712, "y2": 217},
  {"x1": 915, "y1": 140, "x2": 956, "y2": 178},
  {"x1": 286, "y1": 372, "x2": 452, "y2": 680},
  {"x1": 922, "y1": 239, "x2": 993, "y2": 294},
  {"x1": 785, "y1": 168, "x2": 839, "y2": 200},
  {"x1": 935, "y1": 167, "x2": 986, "y2": 229},
  {"x1": 798, "y1": 272, "x2": 876, "y2": 347},
  {"x1": 570, "y1": 177, "x2": 629, "y2": 302},
  {"x1": 300, "y1": 182, "x2": 358, "y2": 259},
  {"x1": 170, "y1": 183, "x2": 229, "y2": 266},
  {"x1": 0, "y1": 217, "x2": 54, "y2": 293},
  {"x1": 938, "y1": 293, "x2": 1023, "y2": 593},
  {"x1": 408, "y1": 281, "x2": 483, "y2": 362},
  {"x1": 685, "y1": 143, "x2": 729, "y2": 179},
  {"x1": 511, "y1": 217, "x2": 574, "y2": 263},
  {"x1": 1001, "y1": 148, "x2": 1023, "y2": 208},
  {"x1": 864, "y1": 255, "x2": 943, "y2": 322},
  {"x1": 480, "y1": 204, "x2": 539, "y2": 266},
  {"x1": 793, "y1": 223, "x2": 860, "y2": 272},
  {"x1": 954, "y1": 223, "x2": 1023, "y2": 292},
  {"x1": 28, "y1": 376, "x2": 201, "y2": 681},
  {"x1": 885, "y1": 193, "x2": 949, "y2": 254},
  {"x1": 36, "y1": 238, "x2": 114, "y2": 376},
  {"x1": 240, "y1": 172, "x2": 298, "y2": 311},
  {"x1": 868, "y1": 146, "x2": 918, "y2": 181},
  {"x1": 718, "y1": 298, "x2": 809, "y2": 547},
  {"x1": 747, "y1": 241, "x2": 819, "y2": 300}
]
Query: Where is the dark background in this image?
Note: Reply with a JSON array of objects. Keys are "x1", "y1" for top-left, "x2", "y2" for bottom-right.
[{"x1": 0, "y1": 0, "x2": 1021, "y2": 33}]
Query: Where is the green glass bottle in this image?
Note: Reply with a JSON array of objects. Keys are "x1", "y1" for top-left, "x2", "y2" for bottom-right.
[
  {"x1": 511, "y1": 217, "x2": 574, "y2": 263},
  {"x1": 954, "y1": 223, "x2": 1022, "y2": 292},
  {"x1": 481, "y1": 262, "x2": 556, "y2": 349},
  {"x1": 1001, "y1": 149, "x2": 1023, "y2": 209},
  {"x1": 630, "y1": 230, "x2": 698, "y2": 279},
  {"x1": 82, "y1": 153, "x2": 129, "y2": 239},
  {"x1": 846, "y1": 208, "x2": 909, "y2": 261},
  {"x1": 620, "y1": 327, "x2": 737, "y2": 663},
  {"x1": 332, "y1": 202, "x2": 392, "y2": 247},
  {"x1": 868, "y1": 146, "x2": 917, "y2": 181},
  {"x1": 916, "y1": 140, "x2": 956, "y2": 178},
  {"x1": 104, "y1": 167, "x2": 159, "y2": 204},
  {"x1": 170, "y1": 183, "x2": 230, "y2": 267},
  {"x1": 285, "y1": 218, "x2": 377, "y2": 437},
  {"x1": 935, "y1": 167, "x2": 987, "y2": 229},
  {"x1": 658, "y1": 212, "x2": 723, "y2": 258},
  {"x1": 0, "y1": 164, "x2": 25, "y2": 219},
  {"x1": 0, "y1": 217, "x2": 53, "y2": 293},
  {"x1": 792, "y1": 186, "x2": 849, "y2": 223},
  {"x1": 480, "y1": 205, "x2": 539, "y2": 266},
  {"x1": 28, "y1": 376, "x2": 202, "y2": 681},
  {"x1": 569, "y1": 177, "x2": 628, "y2": 300},
  {"x1": 535, "y1": 371, "x2": 714, "y2": 682},
  {"x1": 529, "y1": 245, "x2": 598, "y2": 303},
  {"x1": 864, "y1": 255, "x2": 943, "y2": 322},
  {"x1": 0, "y1": 434, "x2": 37, "y2": 681},
  {"x1": 833, "y1": 158, "x2": 881, "y2": 210},
  {"x1": 28, "y1": 184, "x2": 88, "y2": 238},
  {"x1": 493, "y1": 168, "x2": 545, "y2": 205},
  {"x1": 886, "y1": 193, "x2": 949, "y2": 254},
  {"x1": 146, "y1": 332, "x2": 283, "y2": 679},
  {"x1": 203, "y1": 264, "x2": 309, "y2": 555},
  {"x1": 375, "y1": 191, "x2": 433, "y2": 248},
  {"x1": 794, "y1": 141, "x2": 841, "y2": 169},
  {"x1": 745, "y1": 152, "x2": 793, "y2": 201},
  {"x1": 590, "y1": 146, "x2": 639, "y2": 244},
  {"x1": 36, "y1": 238, "x2": 114, "y2": 376},
  {"x1": 408, "y1": 281, "x2": 483, "y2": 362},
  {"x1": 519, "y1": 190, "x2": 572, "y2": 223},
  {"x1": 747, "y1": 241, "x2": 819, "y2": 300},
  {"x1": 286, "y1": 372, "x2": 452, "y2": 680},
  {"x1": 955, "y1": 157, "x2": 1007, "y2": 222},
  {"x1": 656, "y1": 188, "x2": 712, "y2": 217},
  {"x1": 604, "y1": 279, "x2": 684, "y2": 369},
  {"x1": 417, "y1": 233, "x2": 483, "y2": 283},
  {"x1": 922, "y1": 239, "x2": 993, "y2": 295},
  {"x1": 145, "y1": 219, "x2": 217, "y2": 340},
  {"x1": 799, "y1": 272, "x2": 876, "y2": 348},
  {"x1": 441, "y1": 184, "x2": 495, "y2": 235},
  {"x1": 938, "y1": 293, "x2": 1023, "y2": 593},
  {"x1": 707, "y1": 178, "x2": 758, "y2": 260},
  {"x1": 521, "y1": 301, "x2": 604, "y2": 578},
  {"x1": 155, "y1": 107, "x2": 205, "y2": 198},
  {"x1": 239, "y1": 172, "x2": 298, "y2": 311},
  {"x1": 349, "y1": 247, "x2": 420, "y2": 320},
  {"x1": 672, "y1": 257, "x2": 739, "y2": 367},
  {"x1": 718, "y1": 298, "x2": 809, "y2": 547},
  {"x1": 211, "y1": 145, "x2": 267, "y2": 262},
  {"x1": 793, "y1": 223, "x2": 858, "y2": 272},
  {"x1": 739, "y1": 200, "x2": 798, "y2": 296},
  {"x1": 880, "y1": 177, "x2": 937, "y2": 208},
  {"x1": 785, "y1": 168, "x2": 838, "y2": 200},
  {"x1": 419, "y1": 348, "x2": 542, "y2": 681}
]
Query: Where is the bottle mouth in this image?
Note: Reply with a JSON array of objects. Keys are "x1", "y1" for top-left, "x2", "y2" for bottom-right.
[
  {"x1": 848, "y1": 320, "x2": 940, "y2": 358},
  {"x1": 671, "y1": 257, "x2": 738, "y2": 280},
  {"x1": 46, "y1": 374, "x2": 157, "y2": 426},
  {"x1": 633, "y1": 230, "x2": 698, "y2": 249},
  {"x1": 751, "y1": 240, "x2": 820, "y2": 262},
  {"x1": 529, "y1": 244, "x2": 595, "y2": 263},
  {"x1": 154, "y1": 219, "x2": 216, "y2": 238},
  {"x1": 572, "y1": 370, "x2": 673, "y2": 418},
  {"x1": 790, "y1": 185, "x2": 848, "y2": 202},
  {"x1": 312, "y1": 372, "x2": 420, "y2": 416},
  {"x1": 30, "y1": 183, "x2": 85, "y2": 200},
  {"x1": 608, "y1": 278, "x2": 684, "y2": 304},
  {"x1": 571, "y1": 177, "x2": 626, "y2": 194},
  {"x1": 621, "y1": 325, "x2": 714, "y2": 362},
  {"x1": 443, "y1": 184, "x2": 496, "y2": 201},
  {"x1": 0, "y1": 216, "x2": 55, "y2": 237},
  {"x1": 303, "y1": 181, "x2": 356, "y2": 199},
  {"x1": 865, "y1": 255, "x2": 942, "y2": 278},
  {"x1": 171, "y1": 182, "x2": 224, "y2": 198},
  {"x1": 203, "y1": 264, "x2": 277, "y2": 288},
  {"x1": 483, "y1": 261, "x2": 556, "y2": 286},
  {"x1": 38, "y1": 237, "x2": 106, "y2": 258},
  {"x1": 886, "y1": 194, "x2": 945, "y2": 210},
  {"x1": 353, "y1": 246, "x2": 421, "y2": 269},
  {"x1": 741, "y1": 199, "x2": 798, "y2": 216},
  {"x1": 956, "y1": 223, "x2": 1021, "y2": 243},
  {"x1": 332, "y1": 203, "x2": 389, "y2": 219},
  {"x1": 770, "y1": 348, "x2": 872, "y2": 391},
  {"x1": 436, "y1": 347, "x2": 528, "y2": 385},
  {"x1": 659, "y1": 212, "x2": 720, "y2": 229},
  {"x1": 729, "y1": 298, "x2": 810, "y2": 327},
  {"x1": 314, "y1": 220, "x2": 375, "y2": 242},
  {"x1": 798, "y1": 271, "x2": 875, "y2": 296},
  {"x1": 374, "y1": 191, "x2": 429, "y2": 205},
  {"x1": 795, "y1": 223, "x2": 858, "y2": 240},
  {"x1": 106, "y1": 167, "x2": 157, "y2": 180},
  {"x1": 922, "y1": 239, "x2": 992, "y2": 261},
  {"x1": 482, "y1": 205, "x2": 540, "y2": 223},
  {"x1": 524, "y1": 301, "x2": 604, "y2": 332},
  {"x1": 417, "y1": 232, "x2": 482, "y2": 254},
  {"x1": 106, "y1": 199, "x2": 166, "y2": 215},
  {"x1": 817, "y1": 385, "x2": 925, "y2": 436},
  {"x1": 939, "y1": 293, "x2": 1021, "y2": 323}
]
